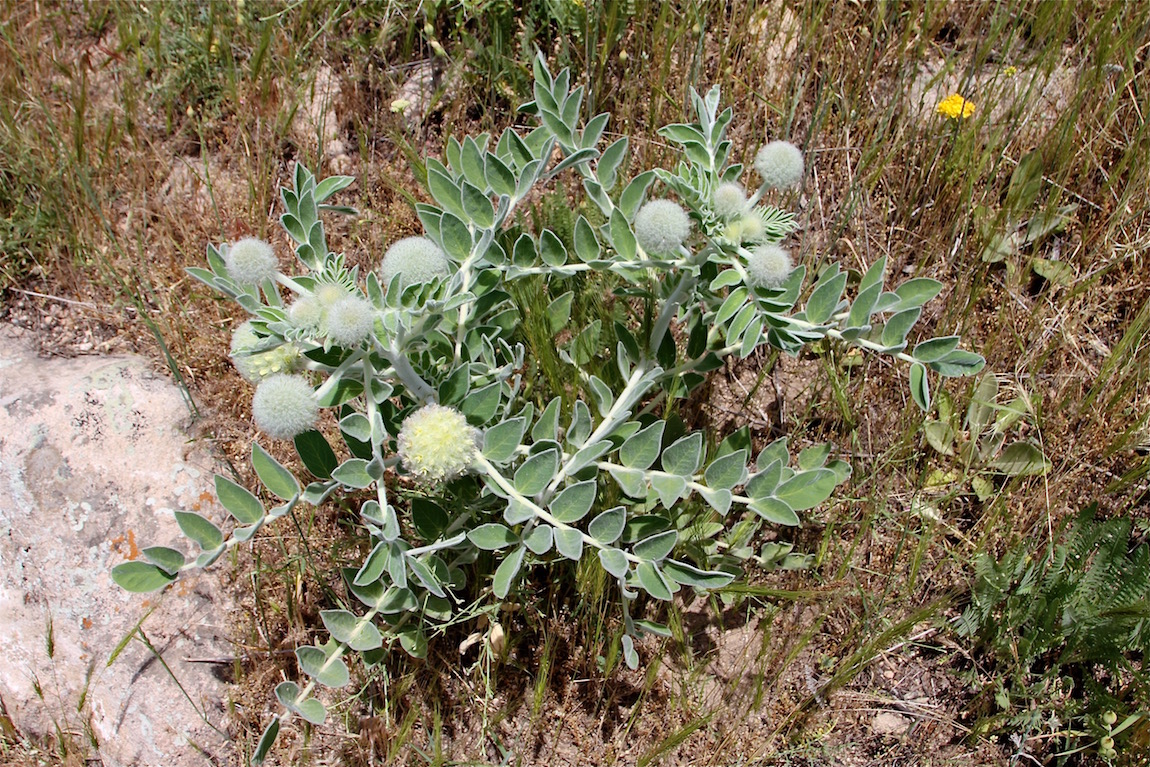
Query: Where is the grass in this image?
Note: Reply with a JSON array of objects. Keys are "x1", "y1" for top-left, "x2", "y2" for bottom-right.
[{"x1": 2, "y1": 0, "x2": 1149, "y2": 764}]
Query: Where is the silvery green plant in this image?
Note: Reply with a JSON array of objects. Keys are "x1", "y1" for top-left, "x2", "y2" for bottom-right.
[{"x1": 113, "y1": 54, "x2": 983, "y2": 761}]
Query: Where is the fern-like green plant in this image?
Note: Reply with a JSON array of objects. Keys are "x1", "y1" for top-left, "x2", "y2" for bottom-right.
[{"x1": 956, "y1": 505, "x2": 1150, "y2": 763}]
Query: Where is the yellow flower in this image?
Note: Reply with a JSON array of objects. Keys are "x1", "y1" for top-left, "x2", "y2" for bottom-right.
[{"x1": 936, "y1": 94, "x2": 975, "y2": 120}]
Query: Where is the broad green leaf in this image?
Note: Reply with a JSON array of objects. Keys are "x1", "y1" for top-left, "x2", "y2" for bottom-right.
[
  {"x1": 461, "y1": 182, "x2": 494, "y2": 228},
  {"x1": 699, "y1": 486, "x2": 733, "y2": 515},
  {"x1": 573, "y1": 216, "x2": 600, "y2": 262},
  {"x1": 493, "y1": 545, "x2": 525, "y2": 598},
  {"x1": 636, "y1": 562, "x2": 672, "y2": 600},
  {"x1": 620, "y1": 421, "x2": 665, "y2": 470},
  {"x1": 539, "y1": 229, "x2": 568, "y2": 267},
  {"x1": 142, "y1": 546, "x2": 185, "y2": 575},
  {"x1": 515, "y1": 449, "x2": 559, "y2": 495},
  {"x1": 757, "y1": 438, "x2": 789, "y2": 470},
  {"x1": 927, "y1": 350, "x2": 986, "y2": 378},
  {"x1": 214, "y1": 475, "x2": 264, "y2": 525},
  {"x1": 484, "y1": 418, "x2": 526, "y2": 464},
  {"x1": 411, "y1": 498, "x2": 449, "y2": 541},
  {"x1": 609, "y1": 209, "x2": 637, "y2": 259},
  {"x1": 663, "y1": 559, "x2": 736, "y2": 589},
  {"x1": 750, "y1": 497, "x2": 800, "y2": 526},
  {"x1": 622, "y1": 515, "x2": 672, "y2": 543},
  {"x1": 746, "y1": 459, "x2": 783, "y2": 499},
  {"x1": 912, "y1": 336, "x2": 961, "y2": 363},
  {"x1": 715, "y1": 287, "x2": 748, "y2": 326},
  {"x1": 321, "y1": 609, "x2": 383, "y2": 652},
  {"x1": 439, "y1": 211, "x2": 473, "y2": 261},
  {"x1": 805, "y1": 269, "x2": 847, "y2": 324},
  {"x1": 704, "y1": 449, "x2": 748, "y2": 491},
  {"x1": 859, "y1": 255, "x2": 887, "y2": 294},
  {"x1": 633, "y1": 529, "x2": 677, "y2": 562},
  {"x1": 775, "y1": 468, "x2": 837, "y2": 510},
  {"x1": 662, "y1": 432, "x2": 704, "y2": 476},
  {"x1": 634, "y1": 619, "x2": 673, "y2": 638},
  {"x1": 485, "y1": 153, "x2": 516, "y2": 197},
  {"x1": 588, "y1": 375, "x2": 614, "y2": 417},
  {"x1": 621, "y1": 634, "x2": 639, "y2": 669},
  {"x1": 295, "y1": 430, "x2": 338, "y2": 478},
  {"x1": 554, "y1": 528, "x2": 584, "y2": 560},
  {"x1": 588, "y1": 507, "x2": 626, "y2": 544},
  {"x1": 546, "y1": 291, "x2": 574, "y2": 334},
  {"x1": 174, "y1": 511, "x2": 223, "y2": 551},
  {"x1": 296, "y1": 645, "x2": 349, "y2": 688},
  {"x1": 550, "y1": 480, "x2": 597, "y2": 523},
  {"x1": 893, "y1": 278, "x2": 943, "y2": 310},
  {"x1": 461, "y1": 382, "x2": 501, "y2": 424},
  {"x1": 275, "y1": 682, "x2": 326, "y2": 725},
  {"x1": 607, "y1": 465, "x2": 646, "y2": 497},
  {"x1": 599, "y1": 548, "x2": 629, "y2": 578},
  {"x1": 597, "y1": 136, "x2": 628, "y2": 188},
  {"x1": 468, "y1": 523, "x2": 518, "y2": 550},
  {"x1": 397, "y1": 625, "x2": 428, "y2": 658},
  {"x1": 650, "y1": 473, "x2": 689, "y2": 508},
  {"x1": 566, "y1": 399, "x2": 594, "y2": 446},
  {"x1": 846, "y1": 282, "x2": 881, "y2": 330},
  {"x1": 504, "y1": 499, "x2": 535, "y2": 525},
  {"x1": 924, "y1": 421, "x2": 956, "y2": 455},
  {"x1": 406, "y1": 555, "x2": 446, "y2": 597},
  {"x1": 797, "y1": 444, "x2": 832, "y2": 470},
  {"x1": 620, "y1": 170, "x2": 656, "y2": 220},
  {"x1": 910, "y1": 361, "x2": 931, "y2": 411},
  {"x1": 532, "y1": 397, "x2": 562, "y2": 443},
  {"x1": 252, "y1": 443, "x2": 300, "y2": 500},
  {"x1": 709, "y1": 269, "x2": 743, "y2": 291},
  {"x1": 991, "y1": 441, "x2": 1051, "y2": 476},
  {"x1": 354, "y1": 541, "x2": 388, "y2": 586},
  {"x1": 523, "y1": 525, "x2": 554, "y2": 555},
  {"x1": 252, "y1": 717, "x2": 281, "y2": 764},
  {"x1": 882, "y1": 307, "x2": 922, "y2": 349},
  {"x1": 112, "y1": 561, "x2": 176, "y2": 593},
  {"x1": 332, "y1": 459, "x2": 373, "y2": 489},
  {"x1": 339, "y1": 412, "x2": 372, "y2": 443}
]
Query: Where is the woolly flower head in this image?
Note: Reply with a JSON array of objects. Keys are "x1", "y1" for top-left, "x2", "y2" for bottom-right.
[
  {"x1": 397, "y1": 404, "x2": 480, "y2": 483},
  {"x1": 379, "y1": 237, "x2": 451, "y2": 289},
  {"x1": 634, "y1": 199, "x2": 691, "y2": 256},
  {"x1": 936, "y1": 93, "x2": 975, "y2": 120},
  {"x1": 288, "y1": 296, "x2": 323, "y2": 331},
  {"x1": 745, "y1": 244, "x2": 794, "y2": 289},
  {"x1": 712, "y1": 182, "x2": 747, "y2": 220},
  {"x1": 252, "y1": 374, "x2": 318, "y2": 440},
  {"x1": 230, "y1": 321, "x2": 301, "y2": 382},
  {"x1": 754, "y1": 141, "x2": 804, "y2": 190},
  {"x1": 325, "y1": 295, "x2": 375, "y2": 347},
  {"x1": 225, "y1": 237, "x2": 278, "y2": 285}
]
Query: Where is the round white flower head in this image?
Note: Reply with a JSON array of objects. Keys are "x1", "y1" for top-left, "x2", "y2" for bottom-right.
[
  {"x1": 325, "y1": 294, "x2": 375, "y2": 347},
  {"x1": 754, "y1": 141, "x2": 804, "y2": 190},
  {"x1": 314, "y1": 283, "x2": 348, "y2": 308},
  {"x1": 712, "y1": 182, "x2": 747, "y2": 220},
  {"x1": 379, "y1": 237, "x2": 450, "y2": 289},
  {"x1": 396, "y1": 404, "x2": 480, "y2": 483},
  {"x1": 251, "y1": 373, "x2": 318, "y2": 440},
  {"x1": 288, "y1": 296, "x2": 323, "y2": 331},
  {"x1": 634, "y1": 199, "x2": 692, "y2": 256},
  {"x1": 745, "y1": 244, "x2": 794, "y2": 289},
  {"x1": 225, "y1": 237, "x2": 278, "y2": 285},
  {"x1": 737, "y1": 212, "x2": 766, "y2": 243},
  {"x1": 230, "y1": 321, "x2": 301, "y2": 382}
]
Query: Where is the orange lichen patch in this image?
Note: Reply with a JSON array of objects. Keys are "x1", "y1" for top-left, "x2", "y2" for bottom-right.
[
  {"x1": 193, "y1": 489, "x2": 216, "y2": 511},
  {"x1": 82, "y1": 617, "x2": 93, "y2": 630},
  {"x1": 110, "y1": 529, "x2": 141, "y2": 560}
]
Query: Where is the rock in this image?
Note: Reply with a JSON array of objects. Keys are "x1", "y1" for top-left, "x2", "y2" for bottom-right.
[
  {"x1": 0, "y1": 325, "x2": 235, "y2": 766},
  {"x1": 871, "y1": 710, "x2": 911, "y2": 736}
]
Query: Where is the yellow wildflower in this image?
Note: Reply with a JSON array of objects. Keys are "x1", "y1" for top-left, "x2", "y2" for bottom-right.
[{"x1": 936, "y1": 94, "x2": 975, "y2": 120}]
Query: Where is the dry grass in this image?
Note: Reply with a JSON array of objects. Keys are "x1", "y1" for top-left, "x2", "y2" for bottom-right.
[{"x1": 2, "y1": 0, "x2": 1149, "y2": 765}]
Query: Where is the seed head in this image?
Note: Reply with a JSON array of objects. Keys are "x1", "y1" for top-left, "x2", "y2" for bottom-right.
[
  {"x1": 252, "y1": 374, "x2": 318, "y2": 440},
  {"x1": 225, "y1": 237, "x2": 278, "y2": 285},
  {"x1": 324, "y1": 295, "x2": 375, "y2": 347},
  {"x1": 396, "y1": 404, "x2": 480, "y2": 483},
  {"x1": 230, "y1": 321, "x2": 301, "y2": 382},
  {"x1": 745, "y1": 244, "x2": 794, "y2": 289},
  {"x1": 380, "y1": 237, "x2": 451, "y2": 289},
  {"x1": 712, "y1": 182, "x2": 747, "y2": 220},
  {"x1": 754, "y1": 141, "x2": 804, "y2": 190},
  {"x1": 634, "y1": 199, "x2": 691, "y2": 256}
]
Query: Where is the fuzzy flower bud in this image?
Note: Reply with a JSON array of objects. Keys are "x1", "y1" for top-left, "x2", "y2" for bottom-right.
[
  {"x1": 712, "y1": 182, "x2": 747, "y2": 220},
  {"x1": 634, "y1": 199, "x2": 691, "y2": 256},
  {"x1": 380, "y1": 237, "x2": 451, "y2": 289},
  {"x1": 224, "y1": 237, "x2": 278, "y2": 285},
  {"x1": 251, "y1": 374, "x2": 318, "y2": 440},
  {"x1": 396, "y1": 404, "x2": 480, "y2": 483},
  {"x1": 745, "y1": 244, "x2": 794, "y2": 289},
  {"x1": 230, "y1": 321, "x2": 301, "y2": 382},
  {"x1": 324, "y1": 295, "x2": 375, "y2": 347},
  {"x1": 754, "y1": 141, "x2": 804, "y2": 190},
  {"x1": 288, "y1": 296, "x2": 323, "y2": 331}
]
